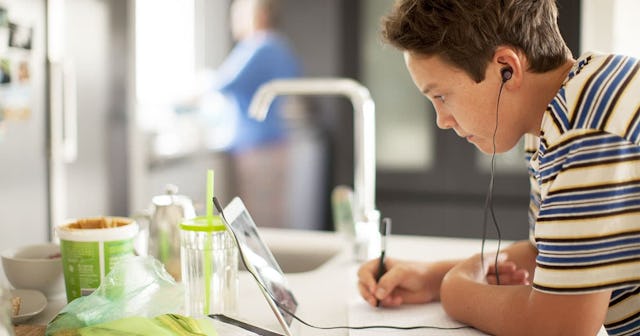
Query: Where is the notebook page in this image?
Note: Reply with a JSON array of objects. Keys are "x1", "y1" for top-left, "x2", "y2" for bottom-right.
[{"x1": 347, "y1": 299, "x2": 487, "y2": 336}]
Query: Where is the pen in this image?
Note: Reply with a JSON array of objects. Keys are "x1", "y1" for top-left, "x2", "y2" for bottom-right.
[{"x1": 375, "y1": 217, "x2": 391, "y2": 307}]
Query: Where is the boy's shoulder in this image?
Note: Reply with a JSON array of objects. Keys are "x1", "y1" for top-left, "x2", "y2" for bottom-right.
[{"x1": 553, "y1": 51, "x2": 640, "y2": 143}]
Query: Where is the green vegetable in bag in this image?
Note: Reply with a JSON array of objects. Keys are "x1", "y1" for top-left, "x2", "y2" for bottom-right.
[
  {"x1": 46, "y1": 256, "x2": 187, "y2": 336},
  {"x1": 52, "y1": 314, "x2": 217, "y2": 336}
]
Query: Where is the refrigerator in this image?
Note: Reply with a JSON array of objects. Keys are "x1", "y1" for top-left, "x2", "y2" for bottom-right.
[
  {"x1": 0, "y1": 0, "x2": 132, "y2": 252},
  {"x1": 0, "y1": 0, "x2": 49, "y2": 250}
]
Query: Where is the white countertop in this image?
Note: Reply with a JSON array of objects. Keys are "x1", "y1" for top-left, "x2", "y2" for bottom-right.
[
  {"x1": 6, "y1": 228, "x2": 607, "y2": 336},
  {"x1": 227, "y1": 229, "x2": 492, "y2": 336}
]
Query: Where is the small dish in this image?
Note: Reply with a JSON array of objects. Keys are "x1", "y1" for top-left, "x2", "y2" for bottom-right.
[{"x1": 10, "y1": 289, "x2": 47, "y2": 324}]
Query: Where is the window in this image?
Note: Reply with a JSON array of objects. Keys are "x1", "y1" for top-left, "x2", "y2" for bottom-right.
[
  {"x1": 360, "y1": 0, "x2": 434, "y2": 172},
  {"x1": 582, "y1": 0, "x2": 640, "y2": 57},
  {"x1": 135, "y1": 0, "x2": 195, "y2": 130}
]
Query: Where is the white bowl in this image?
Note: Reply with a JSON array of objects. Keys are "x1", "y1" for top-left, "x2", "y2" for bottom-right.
[{"x1": 1, "y1": 243, "x2": 65, "y2": 299}]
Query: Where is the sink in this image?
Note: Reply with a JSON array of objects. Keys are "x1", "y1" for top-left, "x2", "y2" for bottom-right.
[{"x1": 254, "y1": 228, "x2": 346, "y2": 273}]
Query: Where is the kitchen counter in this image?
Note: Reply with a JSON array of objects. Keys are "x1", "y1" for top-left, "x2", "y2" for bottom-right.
[
  {"x1": 16, "y1": 229, "x2": 487, "y2": 335},
  {"x1": 10, "y1": 228, "x2": 607, "y2": 335}
]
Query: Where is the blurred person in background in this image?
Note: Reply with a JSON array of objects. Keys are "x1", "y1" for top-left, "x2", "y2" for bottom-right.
[{"x1": 199, "y1": 0, "x2": 301, "y2": 228}]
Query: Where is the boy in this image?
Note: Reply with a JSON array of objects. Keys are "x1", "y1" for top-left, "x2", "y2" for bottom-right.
[{"x1": 357, "y1": 1, "x2": 640, "y2": 335}]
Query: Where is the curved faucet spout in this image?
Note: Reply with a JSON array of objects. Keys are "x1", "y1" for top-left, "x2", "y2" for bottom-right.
[{"x1": 249, "y1": 78, "x2": 377, "y2": 225}]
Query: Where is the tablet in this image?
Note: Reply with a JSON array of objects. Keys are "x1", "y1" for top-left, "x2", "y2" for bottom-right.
[
  {"x1": 222, "y1": 197, "x2": 298, "y2": 336},
  {"x1": 210, "y1": 314, "x2": 285, "y2": 336}
]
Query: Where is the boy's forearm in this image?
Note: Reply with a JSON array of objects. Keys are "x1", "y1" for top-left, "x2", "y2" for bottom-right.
[
  {"x1": 423, "y1": 259, "x2": 464, "y2": 301},
  {"x1": 424, "y1": 241, "x2": 534, "y2": 303},
  {"x1": 441, "y1": 275, "x2": 532, "y2": 335},
  {"x1": 440, "y1": 264, "x2": 609, "y2": 336}
]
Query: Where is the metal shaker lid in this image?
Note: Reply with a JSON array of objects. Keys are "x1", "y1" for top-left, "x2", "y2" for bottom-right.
[{"x1": 152, "y1": 184, "x2": 195, "y2": 216}]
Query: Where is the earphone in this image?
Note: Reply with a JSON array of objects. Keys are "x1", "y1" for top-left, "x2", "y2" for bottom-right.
[
  {"x1": 480, "y1": 66, "x2": 511, "y2": 286},
  {"x1": 501, "y1": 66, "x2": 513, "y2": 82}
]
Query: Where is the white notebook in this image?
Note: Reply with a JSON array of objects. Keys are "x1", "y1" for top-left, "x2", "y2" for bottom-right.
[{"x1": 348, "y1": 299, "x2": 487, "y2": 336}]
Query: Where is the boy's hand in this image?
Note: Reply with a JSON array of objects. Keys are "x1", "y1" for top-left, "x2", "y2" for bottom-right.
[
  {"x1": 486, "y1": 258, "x2": 530, "y2": 286},
  {"x1": 357, "y1": 257, "x2": 453, "y2": 307},
  {"x1": 448, "y1": 253, "x2": 529, "y2": 286}
]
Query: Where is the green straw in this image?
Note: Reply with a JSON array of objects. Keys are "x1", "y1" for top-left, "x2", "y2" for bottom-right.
[
  {"x1": 204, "y1": 169, "x2": 214, "y2": 314},
  {"x1": 207, "y1": 170, "x2": 214, "y2": 219}
]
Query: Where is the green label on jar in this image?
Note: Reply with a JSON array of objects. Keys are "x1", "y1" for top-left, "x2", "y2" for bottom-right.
[
  {"x1": 60, "y1": 238, "x2": 135, "y2": 302},
  {"x1": 60, "y1": 240, "x2": 100, "y2": 302}
]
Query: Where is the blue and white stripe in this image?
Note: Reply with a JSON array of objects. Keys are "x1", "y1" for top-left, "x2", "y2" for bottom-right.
[{"x1": 527, "y1": 52, "x2": 640, "y2": 336}]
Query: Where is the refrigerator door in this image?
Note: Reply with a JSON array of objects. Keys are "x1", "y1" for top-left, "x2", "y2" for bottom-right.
[
  {"x1": 0, "y1": 0, "x2": 49, "y2": 249},
  {"x1": 48, "y1": 0, "x2": 131, "y2": 229}
]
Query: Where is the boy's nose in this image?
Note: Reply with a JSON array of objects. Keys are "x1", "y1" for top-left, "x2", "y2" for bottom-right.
[{"x1": 435, "y1": 108, "x2": 455, "y2": 130}]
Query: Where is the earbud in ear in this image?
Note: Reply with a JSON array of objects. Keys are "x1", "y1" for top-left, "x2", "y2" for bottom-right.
[{"x1": 501, "y1": 67, "x2": 513, "y2": 82}]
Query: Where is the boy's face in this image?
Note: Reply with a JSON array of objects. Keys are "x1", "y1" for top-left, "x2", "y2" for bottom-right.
[{"x1": 404, "y1": 52, "x2": 522, "y2": 154}]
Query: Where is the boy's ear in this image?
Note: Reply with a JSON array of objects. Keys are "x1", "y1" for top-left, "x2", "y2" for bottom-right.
[{"x1": 494, "y1": 46, "x2": 523, "y2": 87}]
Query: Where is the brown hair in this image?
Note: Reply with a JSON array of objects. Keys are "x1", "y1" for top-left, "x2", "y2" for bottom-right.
[
  {"x1": 254, "y1": 0, "x2": 281, "y2": 27},
  {"x1": 382, "y1": 0, "x2": 572, "y2": 82}
]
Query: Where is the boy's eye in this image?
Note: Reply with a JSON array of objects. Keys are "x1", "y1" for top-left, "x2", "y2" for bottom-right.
[{"x1": 434, "y1": 95, "x2": 445, "y2": 103}]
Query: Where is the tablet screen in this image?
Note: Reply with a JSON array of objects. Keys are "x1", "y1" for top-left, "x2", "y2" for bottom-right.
[{"x1": 223, "y1": 198, "x2": 298, "y2": 326}]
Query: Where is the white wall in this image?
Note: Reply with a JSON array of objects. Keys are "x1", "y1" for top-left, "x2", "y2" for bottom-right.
[{"x1": 582, "y1": 0, "x2": 640, "y2": 57}]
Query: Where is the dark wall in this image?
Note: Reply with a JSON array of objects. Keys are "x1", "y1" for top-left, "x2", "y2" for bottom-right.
[
  {"x1": 278, "y1": 0, "x2": 357, "y2": 188},
  {"x1": 557, "y1": 0, "x2": 581, "y2": 57}
]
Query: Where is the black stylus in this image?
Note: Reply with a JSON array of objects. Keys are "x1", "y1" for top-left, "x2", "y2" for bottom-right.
[{"x1": 375, "y1": 218, "x2": 391, "y2": 307}]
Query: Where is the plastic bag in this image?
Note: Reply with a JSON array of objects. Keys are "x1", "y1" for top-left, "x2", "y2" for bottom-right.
[
  {"x1": 0, "y1": 285, "x2": 15, "y2": 336},
  {"x1": 46, "y1": 256, "x2": 184, "y2": 336}
]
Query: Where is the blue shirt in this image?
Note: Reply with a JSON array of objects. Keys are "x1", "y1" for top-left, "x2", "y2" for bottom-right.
[{"x1": 212, "y1": 31, "x2": 301, "y2": 153}]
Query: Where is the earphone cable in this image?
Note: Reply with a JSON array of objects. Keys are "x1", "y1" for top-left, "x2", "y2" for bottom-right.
[
  {"x1": 212, "y1": 197, "x2": 471, "y2": 332},
  {"x1": 480, "y1": 80, "x2": 505, "y2": 285}
]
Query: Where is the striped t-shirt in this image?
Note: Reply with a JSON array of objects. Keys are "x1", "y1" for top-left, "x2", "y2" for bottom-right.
[{"x1": 526, "y1": 52, "x2": 640, "y2": 336}]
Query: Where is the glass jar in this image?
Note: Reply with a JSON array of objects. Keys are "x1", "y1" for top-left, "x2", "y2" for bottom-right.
[
  {"x1": 180, "y1": 216, "x2": 238, "y2": 318},
  {"x1": 0, "y1": 285, "x2": 15, "y2": 336}
]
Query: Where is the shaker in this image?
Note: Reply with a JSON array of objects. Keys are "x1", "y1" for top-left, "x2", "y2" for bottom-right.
[
  {"x1": 180, "y1": 216, "x2": 238, "y2": 318},
  {"x1": 148, "y1": 184, "x2": 196, "y2": 281},
  {"x1": 331, "y1": 185, "x2": 356, "y2": 239}
]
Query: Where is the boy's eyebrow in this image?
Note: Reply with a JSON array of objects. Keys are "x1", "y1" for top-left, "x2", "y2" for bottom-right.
[{"x1": 421, "y1": 83, "x2": 438, "y2": 95}]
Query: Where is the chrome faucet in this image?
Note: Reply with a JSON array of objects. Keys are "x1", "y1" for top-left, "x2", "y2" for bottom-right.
[{"x1": 249, "y1": 78, "x2": 380, "y2": 260}]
